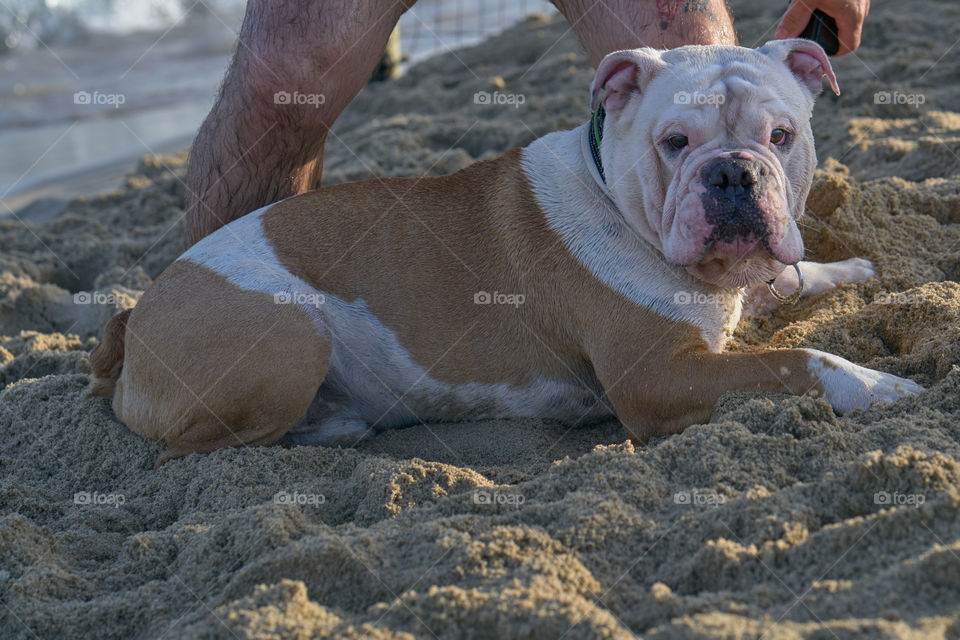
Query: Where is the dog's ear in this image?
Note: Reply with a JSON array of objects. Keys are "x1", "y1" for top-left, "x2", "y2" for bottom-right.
[
  {"x1": 590, "y1": 48, "x2": 665, "y2": 112},
  {"x1": 759, "y1": 38, "x2": 840, "y2": 97}
]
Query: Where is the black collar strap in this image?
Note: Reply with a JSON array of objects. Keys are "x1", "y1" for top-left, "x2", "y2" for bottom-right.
[{"x1": 588, "y1": 104, "x2": 606, "y2": 184}]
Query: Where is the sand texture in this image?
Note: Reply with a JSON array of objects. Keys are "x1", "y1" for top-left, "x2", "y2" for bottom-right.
[{"x1": 2, "y1": 1, "x2": 960, "y2": 637}]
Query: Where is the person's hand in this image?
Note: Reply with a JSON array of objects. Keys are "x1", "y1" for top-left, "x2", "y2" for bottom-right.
[{"x1": 775, "y1": 0, "x2": 870, "y2": 56}]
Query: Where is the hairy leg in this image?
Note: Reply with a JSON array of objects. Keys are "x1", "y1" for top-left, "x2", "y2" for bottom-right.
[
  {"x1": 184, "y1": 0, "x2": 413, "y2": 246},
  {"x1": 551, "y1": 0, "x2": 736, "y2": 66}
]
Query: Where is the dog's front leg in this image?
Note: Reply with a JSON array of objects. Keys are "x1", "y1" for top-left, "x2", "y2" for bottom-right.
[
  {"x1": 591, "y1": 346, "x2": 921, "y2": 442},
  {"x1": 744, "y1": 258, "x2": 876, "y2": 316}
]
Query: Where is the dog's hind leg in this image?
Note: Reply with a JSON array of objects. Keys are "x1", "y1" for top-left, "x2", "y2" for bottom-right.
[{"x1": 112, "y1": 261, "x2": 331, "y2": 468}]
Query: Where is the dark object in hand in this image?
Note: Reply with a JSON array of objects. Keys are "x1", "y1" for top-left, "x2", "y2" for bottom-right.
[{"x1": 799, "y1": 10, "x2": 840, "y2": 56}]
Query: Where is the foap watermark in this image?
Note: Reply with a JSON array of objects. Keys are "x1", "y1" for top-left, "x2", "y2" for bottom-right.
[
  {"x1": 874, "y1": 90, "x2": 926, "y2": 107},
  {"x1": 74, "y1": 491, "x2": 125, "y2": 508},
  {"x1": 74, "y1": 291, "x2": 122, "y2": 305},
  {"x1": 474, "y1": 290, "x2": 524, "y2": 307},
  {"x1": 473, "y1": 489, "x2": 525, "y2": 507},
  {"x1": 273, "y1": 490, "x2": 326, "y2": 506},
  {"x1": 673, "y1": 290, "x2": 727, "y2": 306},
  {"x1": 873, "y1": 292, "x2": 927, "y2": 305},
  {"x1": 274, "y1": 291, "x2": 325, "y2": 307},
  {"x1": 874, "y1": 491, "x2": 925, "y2": 507},
  {"x1": 674, "y1": 90, "x2": 725, "y2": 106},
  {"x1": 474, "y1": 90, "x2": 525, "y2": 108},
  {"x1": 73, "y1": 90, "x2": 126, "y2": 108},
  {"x1": 674, "y1": 490, "x2": 727, "y2": 507},
  {"x1": 274, "y1": 91, "x2": 326, "y2": 108}
]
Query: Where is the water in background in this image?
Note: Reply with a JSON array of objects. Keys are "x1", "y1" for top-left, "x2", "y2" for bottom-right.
[
  {"x1": 0, "y1": 0, "x2": 244, "y2": 51},
  {"x1": 0, "y1": 0, "x2": 555, "y2": 208}
]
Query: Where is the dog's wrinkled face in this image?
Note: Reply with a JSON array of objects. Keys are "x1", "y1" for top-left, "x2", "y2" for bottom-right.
[{"x1": 592, "y1": 40, "x2": 838, "y2": 288}]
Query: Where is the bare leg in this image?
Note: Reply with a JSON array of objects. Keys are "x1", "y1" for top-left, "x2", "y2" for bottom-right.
[
  {"x1": 184, "y1": 0, "x2": 413, "y2": 246},
  {"x1": 551, "y1": 0, "x2": 736, "y2": 66}
]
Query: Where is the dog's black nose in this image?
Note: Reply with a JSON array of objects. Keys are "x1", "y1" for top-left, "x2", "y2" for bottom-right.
[
  {"x1": 700, "y1": 158, "x2": 771, "y2": 244},
  {"x1": 704, "y1": 159, "x2": 759, "y2": 201}
]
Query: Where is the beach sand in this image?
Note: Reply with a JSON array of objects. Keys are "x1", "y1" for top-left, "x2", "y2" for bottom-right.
[{"x1": 2, "y1": 0, "x2": 960, "y2": 637}]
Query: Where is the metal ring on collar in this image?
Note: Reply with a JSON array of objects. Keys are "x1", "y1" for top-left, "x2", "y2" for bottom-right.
[{"x1": 766, "y1": 263, "x2": 804, "y2": 305}]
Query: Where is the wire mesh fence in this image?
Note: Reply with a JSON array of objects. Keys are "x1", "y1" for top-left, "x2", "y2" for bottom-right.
[{"x1": 397, "y1": 0, "x2": 557, "y2": 63}]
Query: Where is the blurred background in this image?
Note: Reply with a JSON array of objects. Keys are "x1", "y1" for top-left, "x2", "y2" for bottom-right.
[{"x1": 0, "y1": 0, "x2": 556, "y2": 210}]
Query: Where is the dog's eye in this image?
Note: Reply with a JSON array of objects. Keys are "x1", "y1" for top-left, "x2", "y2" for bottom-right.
[
  {"x1": 770, "y1": 128, "x2": 790, "y2": 145},
  {"x1": 667, "y1": 135, "x2": 688, "y2": 150}
]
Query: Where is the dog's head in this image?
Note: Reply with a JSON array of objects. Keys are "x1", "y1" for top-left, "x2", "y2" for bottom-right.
[{"x1": 591, "y1": 40, "x2": 838, "y2": 288}]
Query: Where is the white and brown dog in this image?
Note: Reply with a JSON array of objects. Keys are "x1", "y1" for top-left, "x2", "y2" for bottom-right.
[{"x1": 90, "y1": 40, "x2": 921, "y2": 467}]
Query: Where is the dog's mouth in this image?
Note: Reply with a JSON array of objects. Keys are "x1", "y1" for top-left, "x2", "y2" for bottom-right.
[{"x1": 685, "y1": 243, "x2": 784, "y2": 288}]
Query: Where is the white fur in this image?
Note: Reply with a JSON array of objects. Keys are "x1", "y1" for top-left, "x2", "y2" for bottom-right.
[
  {"x1": 803, "y1": 349, "x2": 922, "y2": 413},
  {"x1": 521, "y1": 125, "x2": 742, "y2": 352}
]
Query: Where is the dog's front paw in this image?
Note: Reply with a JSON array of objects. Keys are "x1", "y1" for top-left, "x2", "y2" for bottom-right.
[
  {"x1": 805, "y1": 257, "x2": 875, "y2": 296},
  {"x1": 743, "y1": 258, "x2": 877, "y2": 317},
  {"x1": 803, "y1": 349, "x2": 922, "y2": 414}
]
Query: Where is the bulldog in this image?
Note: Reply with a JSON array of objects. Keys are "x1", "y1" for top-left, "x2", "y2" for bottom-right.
[{"x1": 89, "y1": 39, "x2": 921, "y2": 467}]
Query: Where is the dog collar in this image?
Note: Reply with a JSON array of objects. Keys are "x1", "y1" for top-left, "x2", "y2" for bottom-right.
[
  {"x1": 581, "y1": 106, "x2": 615, "y2": 202},
  {"x1": 589, "y1": 104, "x2": 606, "y2": 183}
]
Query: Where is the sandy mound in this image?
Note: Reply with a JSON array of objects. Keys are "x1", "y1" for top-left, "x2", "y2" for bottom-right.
[{"x1": 2, "y1": 1, "x2": 959, "y2": 637}]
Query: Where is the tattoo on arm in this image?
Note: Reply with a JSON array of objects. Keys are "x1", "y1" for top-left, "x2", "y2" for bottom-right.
[{"x1": 657, "y1": 0, "x2": 720, "y2": 30}]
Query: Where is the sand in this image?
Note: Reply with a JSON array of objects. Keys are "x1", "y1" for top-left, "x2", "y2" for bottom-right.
[{"x1": 2, "y1": 1, "x2": 960, "y2": 637}]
